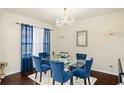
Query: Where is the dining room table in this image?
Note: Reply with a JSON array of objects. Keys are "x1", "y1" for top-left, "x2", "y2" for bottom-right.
[{"x1": 51, "y1": 54, "x2": 84, "y2": 71}]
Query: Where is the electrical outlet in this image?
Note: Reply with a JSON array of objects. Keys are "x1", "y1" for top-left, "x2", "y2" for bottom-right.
[{"x1": 109, "y1": 65, "x2": 113, "y2": 68}]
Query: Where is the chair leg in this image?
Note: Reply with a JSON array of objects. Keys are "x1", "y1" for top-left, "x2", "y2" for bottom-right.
[
  {"x1": 61, "y1": 83, "x2": 63, "y2": 85},
  {"x1": 84, "y1": 78, "x2": 87, "y2": 85},
  {"x1": 50, "y1": 70, "x2": 52, "y2": 77},
  {"x1": 40, "y1": 72, "x2": 42, "y2": 82},
  {"x1": 119, "y1": 74, "x2": 122, "y2": 83},
  {"x1": 53, "y1": 80, "x2": 55, "y2": 85},
  {"x1": 70, "y1": 77, "x2": 73, "y2": 85},
  {"x1": 44, "y1": 71, "x2": 47, "y2": 74},
  {"x1": 88, "y1": 77, "x2": 91, "y2": 85},
  {"x1": 76, "y1": 77, "x2": 78, "y2": 80},
  {"x1": 35, "y1": 72, "x2": 37, "y2": 79}
]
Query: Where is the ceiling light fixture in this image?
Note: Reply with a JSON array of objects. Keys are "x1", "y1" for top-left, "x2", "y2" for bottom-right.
[{"x1": 55, "y1": 8, "x2": 75, "y2": 26}]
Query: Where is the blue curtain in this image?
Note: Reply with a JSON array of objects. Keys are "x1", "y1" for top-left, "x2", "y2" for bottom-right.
[
  {"x1": 21, "y1": 24, "x2": 33, "y2": 72},
  {"x1": 43, "y1": 28, "x2": 50, "y2": 59}
]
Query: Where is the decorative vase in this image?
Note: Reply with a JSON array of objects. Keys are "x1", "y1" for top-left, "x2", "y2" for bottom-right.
[{"x1": 0, "y1": 61, "x2": 7, "y2": 81}]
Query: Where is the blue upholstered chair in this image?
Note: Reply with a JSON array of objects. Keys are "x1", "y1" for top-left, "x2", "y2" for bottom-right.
[
  {"x1": 33, "y1": 56, "x2": 51, "y2": 82},
  {"x1": 50, "y1": 61, "x2": 73, "y2": 85},
  {"x1": 76, "y1": 53, "x2": 87, "y2": 61},
  {"x1": 39, "y1": 52, "x2": 50, "y2": 65},
  {"x1": 72, "y1": 58, "x2": 93, "y2": 85}
]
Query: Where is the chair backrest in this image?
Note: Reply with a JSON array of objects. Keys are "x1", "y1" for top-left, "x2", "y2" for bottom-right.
[
  {"x1": 33, "y1": 56, "x2": 44, "y2": 72},
  {"x1": 76, "y1": 53, "x2": 87, "y2": 61},
  {"x1": 83, "y1": 58, "x2": 93, "y2": 77},
  {"x1": 39, "y1": 52, "x2": 49, "y2": 59},
  {"x1": 50, "y1": 61, "x2": 64, "y2": 82}
]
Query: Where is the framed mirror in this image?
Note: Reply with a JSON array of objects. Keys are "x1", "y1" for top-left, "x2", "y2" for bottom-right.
[{"x1": 76, "y1": 30, "x2": 88, "y2": 47}]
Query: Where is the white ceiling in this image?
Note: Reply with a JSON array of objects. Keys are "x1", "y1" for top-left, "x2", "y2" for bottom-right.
[{"x1": 3, "y1": 8, "x2": 123, "y2": 25}]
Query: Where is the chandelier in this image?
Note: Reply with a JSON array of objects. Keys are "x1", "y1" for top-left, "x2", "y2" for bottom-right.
[{"x1": 55, "y1": 8, "x2": 75, "y2": 26}]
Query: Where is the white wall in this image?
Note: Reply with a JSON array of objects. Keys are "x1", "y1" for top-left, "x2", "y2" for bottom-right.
[
  {"x1": 1, "y1": 10, "x2": 124, "y2": 76},
  {"x1": 0, "y1": 12, "x2": 56, "y2": 75},
  {"x1": 0, "y1": 9, "x2": 5, "y2": 59},
  {"x1": 55, "y1": 10, "x2": 124, "y2": 75}
]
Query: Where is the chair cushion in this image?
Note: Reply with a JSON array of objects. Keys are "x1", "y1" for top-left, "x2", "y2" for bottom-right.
[
  {"x1": 45, "y1": 61, "x2": 50, "y2": 65},
  {"x1": 42, "y1": 60, "x2": 50, "y2": 65},
  {"x1": 63, "y1": 71, "x2": 73, "y2": 83},
  {"x1": 41, "y1": 64, "x2": 50, "y2": 71},
  {"x1": 72, "y1": 68, "x2": 86, "y2": 78}
]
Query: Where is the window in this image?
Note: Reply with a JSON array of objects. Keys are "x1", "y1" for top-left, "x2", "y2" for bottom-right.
[{"x1": 33, "y1": 27, "x2": 44, "y2": 56}]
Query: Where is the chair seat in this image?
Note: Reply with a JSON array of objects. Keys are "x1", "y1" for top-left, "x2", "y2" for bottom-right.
[
  {"x1": 41, "y1": 64, "x2": 50, "y2": 71},
  {"x1": 42, "y1": 59, "x2": 50, "y2": 65},
  {"x1": 72, "y1": 68, "x2": 87, "y2": 78},
  {"x1": 44, "y1": 61, "x2": 50, "y2": 65},
  {"x1": 63, "y1": 71, "x2": 73, "y2": 83}
]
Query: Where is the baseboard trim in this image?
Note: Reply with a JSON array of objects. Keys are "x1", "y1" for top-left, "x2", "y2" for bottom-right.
[
  {"x1": 92, "y1": 70, "x2": 118, "y2": 77},
  {"x1": 5, "y1": 71, "x2": 20, "y2": 76},
  {"x1": 92, "y1": 68, "x2": 118, "y2": 76}
]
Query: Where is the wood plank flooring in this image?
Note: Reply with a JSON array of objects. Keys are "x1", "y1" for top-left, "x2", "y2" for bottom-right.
[{"x1": 0, "y1": 70, "x2": 118, "y2": 85}]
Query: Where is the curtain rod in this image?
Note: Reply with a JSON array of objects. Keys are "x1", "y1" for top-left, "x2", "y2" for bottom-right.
[{"x1": 16, "y1": 22, "x2": 53, "y2": 31}]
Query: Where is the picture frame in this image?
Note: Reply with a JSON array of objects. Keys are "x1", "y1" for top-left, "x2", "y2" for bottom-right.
[{"x1": 76, "y1": 30, "x2": 88, "y2": 47}]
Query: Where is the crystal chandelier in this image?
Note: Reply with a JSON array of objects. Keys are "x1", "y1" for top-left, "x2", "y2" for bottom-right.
[{"x1": 55, "y1": 8, "x2": 75, "y2": 26}]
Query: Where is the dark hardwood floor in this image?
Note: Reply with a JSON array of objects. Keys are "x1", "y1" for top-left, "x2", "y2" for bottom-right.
[
  {"x1": 0, "y1": 70, "x2": 38, "y2": 85},
  {"x1": 91, "y1": 70, "x2": 118, "y2": 85},
  {"x1": 0, "y1": 70, "x2": 118, "y2": 85}
]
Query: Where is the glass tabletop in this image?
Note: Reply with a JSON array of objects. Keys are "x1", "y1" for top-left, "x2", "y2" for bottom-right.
[
  {"x1": 51, "y1": 56, "x2": 75, "y2": 66},
  {"x1": 51, "y1": 55, "x2": 84, "y2": 69}
]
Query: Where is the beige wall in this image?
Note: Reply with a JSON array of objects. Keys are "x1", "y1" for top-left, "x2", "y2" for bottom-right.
[
  {"x1": 0, "y1": 9, "x2": 5, "y2": 59},
  {"x1": 55, "y1": 10, "x2": 124, "y2": 75},
  {"x1": 0, "y1": 12, "x2": 56, "y2": 75},
  {"x1": 0, "y1": 10, "x2": 124, "y2": 75}
]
